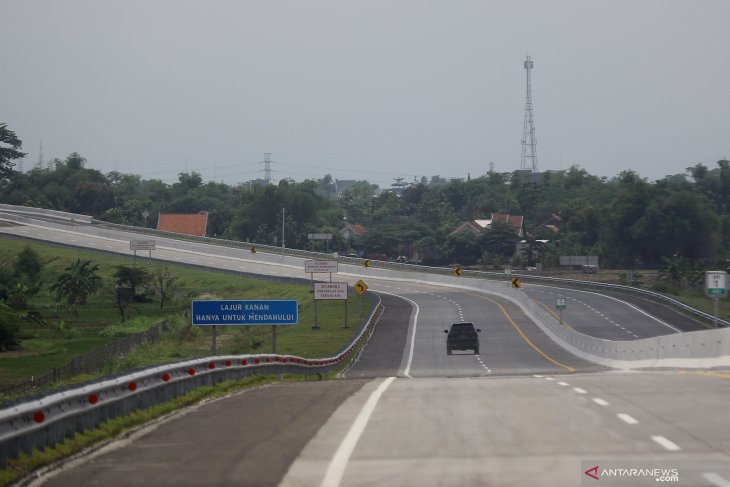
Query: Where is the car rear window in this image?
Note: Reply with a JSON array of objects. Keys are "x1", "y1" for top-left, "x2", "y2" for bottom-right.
[{"x1": 450, "y1": 323, "x2": 475, "y2": 332}]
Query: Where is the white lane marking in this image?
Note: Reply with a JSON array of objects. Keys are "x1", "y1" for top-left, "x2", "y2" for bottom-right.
[
  {"x1": 557, "y1": 381, "x2": 570, "y2": 386},
  {"x1": 617, "y1": 413, "x2": 639, "y2": 425},
  {"x1": 703, "y1": 472, "x2": 730, "y2": 487},
  {"x1": 573, "y1": 387, "x2": 587, "y2": 394},
  {"x1": 593, "y1": 398, "x2": 610, "y2": 406},
  {"x1": 545, "y1": 377, "x2": 556, "y2": 381},
  {"x1": 321, "y1": 377, "x2": 396, "y2": 487},
  {"x1": 652, "y1": 435, "x2": 681, "y2": 451},
  {"x1": 528, "y1": 283, "x2": 680, "y2": 333},
  {"x1": 375, "y1": 291, "x2": 419, "y2": 378},
  {"x1": 534, "y1": 374, "x2": 543, "y2": 378}
]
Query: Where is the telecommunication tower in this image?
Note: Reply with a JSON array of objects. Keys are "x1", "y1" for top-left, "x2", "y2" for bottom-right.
[{"x1": 520, "y1": 55, "x2": 539, "y2": 173}]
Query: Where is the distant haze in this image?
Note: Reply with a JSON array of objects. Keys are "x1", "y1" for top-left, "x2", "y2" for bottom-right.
[{"x1": 2, "y1": 0, "x2": 729, "y2": 188}]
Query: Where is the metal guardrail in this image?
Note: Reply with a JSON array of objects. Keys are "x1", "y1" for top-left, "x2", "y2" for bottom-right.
[
  {"x1": 0, "y1": 296, "x2": 382, "y2": 466},
  {"x1": 0, "y1": 204, "x2": 93, "y2": 224}
]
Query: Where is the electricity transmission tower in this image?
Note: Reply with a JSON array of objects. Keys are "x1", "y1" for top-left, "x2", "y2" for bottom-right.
[
  {"x1": 259, "y1": 152, "x2": 275, "y2": 185},
  {"x1": 520, "y1": 55, "x2": 539, "y2": 173}
]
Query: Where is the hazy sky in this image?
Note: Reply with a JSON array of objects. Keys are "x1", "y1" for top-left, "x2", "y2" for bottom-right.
[{"x1": 3, "y1": 0, "x2": 729, "y2": 188}]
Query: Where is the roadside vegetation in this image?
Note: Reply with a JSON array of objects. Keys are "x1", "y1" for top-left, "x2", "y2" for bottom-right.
[{"x1": 0, "y1": 237, "x2": 374, "y2": 397}]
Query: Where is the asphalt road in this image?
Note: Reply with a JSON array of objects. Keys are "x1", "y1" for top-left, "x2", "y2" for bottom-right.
[{"x1": 4, "y1": 216, "x2": 730, "y2": 486}]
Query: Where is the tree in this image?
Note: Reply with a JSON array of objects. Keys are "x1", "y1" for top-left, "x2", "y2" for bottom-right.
[
  {"x1": 478, "y1": 222, "x2": 518, "y2": 260},
  {"x1": 0, "y1": 123, "x2": 26, "y2": 179},
  {"x1": 113, "y1": 265, "x2": 150, "y2": 299},
  {"x1": 13, "y1": 246, "x2": 44, "y2": 296},
  {"x1": 50, "y1": 259, "x2": 102, "y2": 308},
  {"x1": 151, "y1": 267, "x2": 177, "y2": 309}
]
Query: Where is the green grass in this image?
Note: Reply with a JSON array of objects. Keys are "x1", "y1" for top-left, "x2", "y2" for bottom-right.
[{"x1": 0, "y1": 236, "x2": 376, "y2": 392}]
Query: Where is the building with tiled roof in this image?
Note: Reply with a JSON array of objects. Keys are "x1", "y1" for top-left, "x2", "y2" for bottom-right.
[
  {"x1": 157, "y1": 211, "x2": 209, "y2": 237},
  {"x1": 340, "y1": 223, "x2": 366, "y2": 240},
  {"x1": 451, "y1": 213, "x2": 524, "y2": 238}
]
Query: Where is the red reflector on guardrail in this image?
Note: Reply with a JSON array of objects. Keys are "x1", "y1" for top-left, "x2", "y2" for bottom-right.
[
  {"x1": 208, "y1": 362, "x2": 216, "y2": 370},
  {"x1": 254, "y1": 358, "x2": 260, "y2": 364},
  {"x1": 225, "y1": 360, "x2": 232, "y2": 367},
  {"x1": 127, "y1": 382, "x2": 137, "y2": 392},
  {"x1": 187, "y1": 368, "x2": 196, "y2": 376},
  {"x1": 241, "y1": 359, "x2": 248, "y2": 366},
  {"x1": 33, "y1": 411, "x2": 45, "y2": 424},
  {"x1": 88, "y1": 394, "x2": 99, "y2": 405},
  {"x1": 162, "y1": 373, "x2": 171, "y2": 382},
  {"x1": 265, "y1": 358, "x2": 270, "y2": 363}
]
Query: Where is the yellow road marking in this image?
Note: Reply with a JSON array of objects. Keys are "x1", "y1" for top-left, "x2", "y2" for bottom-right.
[
  {"x1": 534, "y1": 299, "x2": 575, "y2": 331},
  {"x1": 467, "y1": 292, "x2": 576, "y2": 373}
]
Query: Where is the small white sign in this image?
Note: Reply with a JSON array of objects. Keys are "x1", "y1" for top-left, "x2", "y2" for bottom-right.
[
  {"x1": 504, "y1": 268, "x2": 512, "y2": 276},
  {"x1": 308, "y1": 233, "x2": 333, "y2": 240},
  {"x1": 305, "y1": 260, "x2": 338, "y2": 274},
  {"x1": 130, "y1": 240, "x2": 156, "y2": 251},
  {"x1": 706, "y1": 271, "x2": 727, "y2": 298},
  {"x1": 556, "y1": 298, "x2": 566, "y2": 310},
  {"x1": 314, "y1": 282, "x2": 348, "y2": 300}
]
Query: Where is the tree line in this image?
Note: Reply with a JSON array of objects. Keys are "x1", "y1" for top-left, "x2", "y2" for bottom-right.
[{"x1": 1, "y1": 122, "x2": 729, "y2": 272}]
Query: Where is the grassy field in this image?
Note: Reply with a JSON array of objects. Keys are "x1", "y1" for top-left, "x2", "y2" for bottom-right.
[{"x1": 0, "y1": 236, "x2": 375, "y2": 391}]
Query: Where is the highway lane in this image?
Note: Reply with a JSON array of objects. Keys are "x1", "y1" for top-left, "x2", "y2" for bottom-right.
[
  {"x1": 523, "y1": 283, "x2": 688, "y2": 340},
  {"x1": 6, "y1": 218, "x2": 730, "y2": 486},
  {"x1": 281, "y1": 373, "x2": 730, "y2": 487}
]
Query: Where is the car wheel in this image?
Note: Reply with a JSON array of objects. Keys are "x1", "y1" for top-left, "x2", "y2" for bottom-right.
[
  {"x1": 447, "y1": 348, "x2": 452, "y2": 355},
  {"x1": 474, "y1": 348, "x2": 480, "y2": 355}
]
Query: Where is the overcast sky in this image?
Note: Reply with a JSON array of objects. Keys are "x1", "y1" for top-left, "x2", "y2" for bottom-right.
[{"x1": 2, "y1": 0, "x2": 729, "y2": 188}]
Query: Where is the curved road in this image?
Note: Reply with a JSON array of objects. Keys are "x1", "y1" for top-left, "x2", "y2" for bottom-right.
[{"x1": 1, "y1": 218, "x2": 729, "y2": 486}]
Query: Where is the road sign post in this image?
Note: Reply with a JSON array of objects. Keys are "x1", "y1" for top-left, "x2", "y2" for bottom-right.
[
  {"x1": 556, "y1": 297, "x2": 566, "y2": 324},
  {"x1": 706, "y1": 271, "x2": 727, "y2": 327}
]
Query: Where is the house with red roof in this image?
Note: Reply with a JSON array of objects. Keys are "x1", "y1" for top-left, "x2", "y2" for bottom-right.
[{"x1": 451, "y1": 213, "x2": 524, "y2": 238}]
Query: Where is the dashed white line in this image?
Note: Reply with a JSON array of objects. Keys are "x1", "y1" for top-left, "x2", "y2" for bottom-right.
[
  {"x1": 557, "y1": 381, "x2": 570, "y2": 386},
  {"x1": 617, "y1": 413, "x2": 639, "y2": 425},
  {"x1": 652, "y1": 435, "x2": 681, "y2": 451},
  {"x1": 545, "y1": 377, "x2": 556, "y2": 381},
  {"x1": 573, "y1": 387, "x2": 587, "y2": 394},
  {"x1": 534, "y1": 374, "x2": 543, "y2": 378},
  {"x1": 593, "y1": 398, "x2": 610, "y2": 406}
]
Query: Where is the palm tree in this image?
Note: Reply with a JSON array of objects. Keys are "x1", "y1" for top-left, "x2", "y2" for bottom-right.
[{"x1": 51, "y1": 259, "x2": 102, "y2": 308}]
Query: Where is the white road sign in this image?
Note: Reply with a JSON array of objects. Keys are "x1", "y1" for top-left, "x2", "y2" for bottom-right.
[
  {"x1": 130, "y1": 240, "x2": 156, "y2": 251},
  {"x1": 314, "y1": 282, "x2": 348, "y2": 300},
  {"x1": 305, "y1": 260, "x2": 338, "y2": 274},
  {"x1": 706, "y1": 271, "x2": 727, "y2": 298}
]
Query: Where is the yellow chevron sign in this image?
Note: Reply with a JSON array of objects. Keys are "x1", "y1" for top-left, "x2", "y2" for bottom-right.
[
  {"x1": 511, "y1": 277, "x2": 521, "y2": 288},
  {"x1": 354, "y1": 279, "x2": 369, "y2": 295}
]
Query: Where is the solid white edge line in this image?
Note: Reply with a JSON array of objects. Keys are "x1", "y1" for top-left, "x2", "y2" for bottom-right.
[
  {"x1": 651, "y1": 435, "x2": 681, "y2": 451},
  {"x1": 617, "y1": 413, "x2": 639, "y2": 425},
  {"x1": 321, "y1": 377, "x2": 396, "y2": 487},
  {"x1": 374, "y1": 290, "x2": 420, "y2": 378}
]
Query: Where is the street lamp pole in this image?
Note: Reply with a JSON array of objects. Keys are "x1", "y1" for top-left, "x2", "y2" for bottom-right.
[{"x1": 281, "y1": 207, "x2": 285, "y2": 249}]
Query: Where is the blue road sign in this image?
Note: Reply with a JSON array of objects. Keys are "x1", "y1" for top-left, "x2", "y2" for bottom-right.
[{"x1": 192, "y1": 300, "x2": 298, "y2": 326}]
